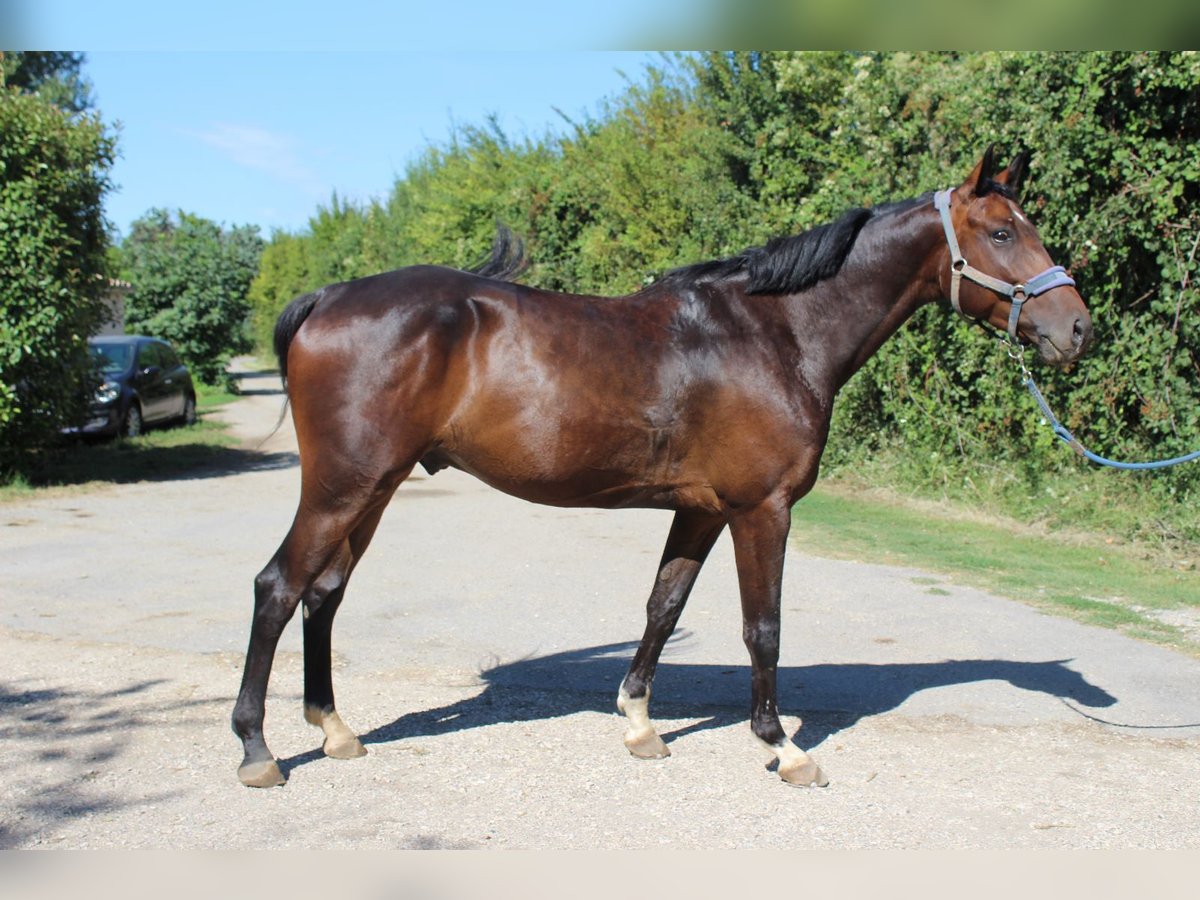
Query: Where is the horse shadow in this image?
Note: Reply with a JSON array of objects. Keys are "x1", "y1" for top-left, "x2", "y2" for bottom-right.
[{"x1": 277, "y1": 636, "x2": 1117, "y2": 777}]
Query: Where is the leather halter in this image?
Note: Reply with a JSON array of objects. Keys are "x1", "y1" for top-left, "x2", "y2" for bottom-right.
[{"x1": 933, "y1": 189, "x2": 1075, "y2": 340}]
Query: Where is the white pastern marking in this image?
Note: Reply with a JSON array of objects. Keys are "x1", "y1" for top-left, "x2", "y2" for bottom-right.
[
  {"x1": 305, "y1": 705, "x2": 355, "y2": 742},
  {"x1": 617, "y1": 683, "x2": 653, "y2": 732},
  {"x1": 618, "y1": 683, "x2": 670, "y2": 757},
  {"x1": 756, "y1": 734, "x2": 815, "y2": 769},
  {"x1": 324, "y1": 711, "x2": 357, "y2": 745}
]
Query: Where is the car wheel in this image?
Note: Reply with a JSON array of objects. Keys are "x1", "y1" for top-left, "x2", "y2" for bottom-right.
[
  {"x1": 122, "y1": 403, "x2": 143, "y2": 438},
  {"x1": 182, "y1": 395, "x2": 197, "y2": 427}
]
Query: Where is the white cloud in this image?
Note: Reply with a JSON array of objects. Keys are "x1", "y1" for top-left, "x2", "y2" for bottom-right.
[{"x1": 189, "y1": 123, "x2": 326, "y2": 197}]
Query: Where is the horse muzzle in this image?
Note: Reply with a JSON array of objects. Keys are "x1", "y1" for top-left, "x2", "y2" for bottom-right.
[{"x1": 1031, "y1": 304, "x2": 1093, "y2": 367}]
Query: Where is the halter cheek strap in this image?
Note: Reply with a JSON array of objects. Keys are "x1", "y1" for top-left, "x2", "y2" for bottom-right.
[{"x1": 933, "y1": 189, "x2": 1075, "y2": 340}]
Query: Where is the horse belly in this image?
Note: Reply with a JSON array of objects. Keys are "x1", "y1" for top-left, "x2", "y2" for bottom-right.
[{"x1": 432, "y1": 419, "x2": 717, "y2": 512}]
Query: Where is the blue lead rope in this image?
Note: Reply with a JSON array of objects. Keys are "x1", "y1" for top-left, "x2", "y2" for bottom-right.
[{"x1": 1022, "y1": 375, "x2": 1200, "y2": 471}]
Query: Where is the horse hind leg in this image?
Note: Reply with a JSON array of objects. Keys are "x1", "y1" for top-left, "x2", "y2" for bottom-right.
[
  {"x1": 618, "y1": 510, "x2": 725, "y2": 759},
  {"x1": 301, "y1": 499, "x2": 391, "y2": 760},
  {"x1": 232, "y1": 541, "x2": 328, "y2": 788},
  {"x1": 231, "y1": 479, "x2": 400, "y2": 788}
]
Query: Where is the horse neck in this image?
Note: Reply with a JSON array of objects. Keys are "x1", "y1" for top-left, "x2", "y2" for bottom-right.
[{"x1": 782, "y1": 201, "x2": 945, "y2": 397}]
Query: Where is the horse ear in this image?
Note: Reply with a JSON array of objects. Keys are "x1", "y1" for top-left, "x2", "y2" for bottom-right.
[
  {"x1": 959, "y1": 144, "x2": 997, "y2": 195},
  {"x1": 996, "y1": 149, "x2": 1032, "y2": 193}
]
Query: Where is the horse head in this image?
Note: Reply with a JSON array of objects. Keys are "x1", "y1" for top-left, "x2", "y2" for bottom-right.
[{"x1": 939, "y1": 147, "x2": 1093, "y2": 366}]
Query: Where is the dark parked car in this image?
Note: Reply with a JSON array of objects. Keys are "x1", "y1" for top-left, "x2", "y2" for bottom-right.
[{"x1": 71, "y1": 335, "x2": 197, "y2": 438}]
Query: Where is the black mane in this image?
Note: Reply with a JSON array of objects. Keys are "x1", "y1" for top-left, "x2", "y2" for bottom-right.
[
  {"x1": 659, "y1": 207, "x2": 870, "y2": 295},
  {"x1": 660, "y1": 193, "x2": 934, "y2": 295}
]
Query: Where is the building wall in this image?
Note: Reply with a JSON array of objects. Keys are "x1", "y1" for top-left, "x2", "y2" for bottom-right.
[{"x1": 96, "y1": 284, "x2": 130, "y2": 335}]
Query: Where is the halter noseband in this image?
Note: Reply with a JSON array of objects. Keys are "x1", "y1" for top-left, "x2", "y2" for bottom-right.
[{"x1": 933, "y1": 188, "x2": 1075, "y2": 341}]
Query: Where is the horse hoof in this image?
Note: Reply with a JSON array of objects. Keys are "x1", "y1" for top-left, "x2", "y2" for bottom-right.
[
  {"x1": 238, "y1": 759, "x2": 285, "y2": 788},
  {"x1": 324, "y1": 736, "x2": 368, "y2": 759},
  {"x1": 778, "y1": 758, "x2": 829, "y2": 787},
  {"x1": 624, "y1": 728, "x2": 670, "y2": 759}
]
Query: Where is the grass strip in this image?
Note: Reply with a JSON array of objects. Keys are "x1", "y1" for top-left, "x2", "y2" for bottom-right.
[
  {"x1": 792, "y1": 481, "x2": 1200, "y2": 656},
  {"x1": 1, "y1": 383, "x2": 252, "y2": 501}
]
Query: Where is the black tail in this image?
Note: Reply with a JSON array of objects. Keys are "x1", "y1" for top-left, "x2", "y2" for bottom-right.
[
  {"x1": 273, "y1": 289, "x2": 323, "y2": 386},
  {"x1": 467, "y1": 223, "x2": 528, "y2": 281}
]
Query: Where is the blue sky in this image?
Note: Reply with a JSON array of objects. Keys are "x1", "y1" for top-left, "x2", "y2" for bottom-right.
[
  {"x1": 18, "y1": 1, "x2": 692, "y2": 51},
  {"x1": 13, "y1": 1, "x2": 680, "y2": 239},
  {"x1": 82, "y1": 51, "x2": 662, "y2": 239}
]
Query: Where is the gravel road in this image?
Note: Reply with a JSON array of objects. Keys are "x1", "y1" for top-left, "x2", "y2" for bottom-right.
[{"x1": 3, "y1": 367, "x2": 1199, "y2": 849}]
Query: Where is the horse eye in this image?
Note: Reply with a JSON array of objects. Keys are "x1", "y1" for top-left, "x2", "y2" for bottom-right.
[{"x1": 991, "y1": 229, "x2": 1013, "y2": 244}]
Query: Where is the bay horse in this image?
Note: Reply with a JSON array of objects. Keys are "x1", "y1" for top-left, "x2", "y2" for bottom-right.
[{"x1": 233, "y1": 148, "x2": 1093, "y2": 788}]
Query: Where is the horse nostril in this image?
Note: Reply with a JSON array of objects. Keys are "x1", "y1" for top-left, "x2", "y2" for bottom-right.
[{"x1": 1072, "y1": 316, "x2": 1091, "y2": 349}]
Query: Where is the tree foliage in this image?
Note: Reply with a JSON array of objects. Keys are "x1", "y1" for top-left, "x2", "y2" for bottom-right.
[
  {"x1": 0, "y1": 51, "x2": 94, "y2": 114},
  {"x1": 121, "y1": 210, "x2": 264, "y2": 384},
  {"x1": 245, "y1": 51, "x2": 1200, "y2": 528},
  {"x1": 0, "y1": 79, "x2": 115, "y2": 473},
  {"x1": 533, "y1": 68, "x2": 751, "y2": 293},
  {"x1": 247, "y1": 231, "x2": 313, "y2": 356}
]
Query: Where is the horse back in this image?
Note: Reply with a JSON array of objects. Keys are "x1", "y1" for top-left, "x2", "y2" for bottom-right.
[{"x1": 284, "y1": 265, "x2": 816, "y2": 510}]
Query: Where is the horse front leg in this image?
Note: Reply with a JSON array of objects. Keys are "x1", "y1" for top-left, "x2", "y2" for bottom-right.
[
  {"x1": 618, "y1": 510, "x2": 725, "y2": 758},
  {"x1": 232, "y1": 553, "x2": 305, "y2": 788},
  {"x1": 729, "y1": 497, "x2": 828, "y2": 787}
]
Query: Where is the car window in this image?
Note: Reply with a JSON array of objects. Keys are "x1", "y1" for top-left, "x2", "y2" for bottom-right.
[
  {"x1": 136, "y1": 343, "x2": 163, "y2": 370},
  {"x1": 89, "y1": 343, "x2": 133, "y2": 374},
  {"x1": 159, "y1": 344, "x2": 181, "y2": 368}
]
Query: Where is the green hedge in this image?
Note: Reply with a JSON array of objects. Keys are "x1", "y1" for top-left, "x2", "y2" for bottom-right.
[
  {"x1": 246, "y1": 52, "x2": 1200, "y2": 533},
  {"x1": 0, "y1": 86, "x2": 115, "y2": 473}
]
